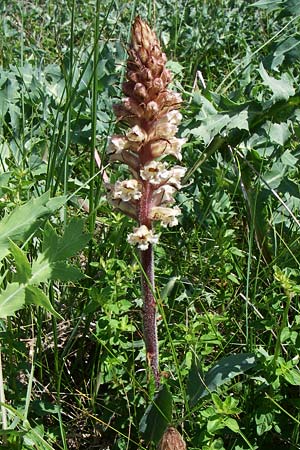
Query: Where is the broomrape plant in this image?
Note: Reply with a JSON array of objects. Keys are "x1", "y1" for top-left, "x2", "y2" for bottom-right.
[{"x1": 106, "y1": 17, "x2": 186, "y2": 386}]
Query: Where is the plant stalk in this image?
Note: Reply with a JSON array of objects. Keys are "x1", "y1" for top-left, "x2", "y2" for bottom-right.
[{"x1": 140, "y1": 244, "x2": 159, "y2": 387}]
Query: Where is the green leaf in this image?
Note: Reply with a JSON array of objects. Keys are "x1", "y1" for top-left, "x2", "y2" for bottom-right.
[
  {"x1": 0, "y1": 283, "x2": 26, "y2": 318},
  {"x1": 187, "y1": 356, "x2": 205, "y2": 407},
  {"x1": 30, "y1": 254, "x2": 53, "y2": 285},
  {"x1": 30, "y1": 220, "x2": 87, "y2": 284},
  {"x1": 207, "y1": 417, "x2": 225, "y2": 434},
  {"x1": 259, "y1": 64, "x2": 295, "y2": 101},
  {"x1": 281, "y1": 150, "x2": 298, "y2": 167},
  {"x1": 227, "y1": 109, "x2": 249, "y2": 131},
  {"x1": 264, "y1": 162, "x2": 286, "y2": 189},
  {"x1": 268, "y1": 122, "x2": 291, "y2": 145},
  {"x1": 285, "y1": 0, "x2": 300, "y2": 15},
  {"x1": 50, "y1": 261, "x2": 83, "y2": 281},
  {"x1": 139, "y1": 384, "x2": 173, "y2": 444},
  {"x1": 43, "y1": 219, "x2": 90, "y2": 261},
  {"x1": 252, "y1": 0, "x2": 283, "y2": 11},
  {"x1": 55, "y1": 219, "x2": 90, "y2": 260},
  {"x1": 224, "y1": 417, "x2": 240, "y2": 433},
  {"x1": 0, "y1": 193, "x2": 66, "y2": 260},
  {"x1": 25, "y1": 286, "x2": 63, "y2": 320},
  {"x1": 188, "y1": 353, "x2": 256, "y2": 405},
  {"x1": 283, "y1": 367, "x2": 300, "y2": 385},
  {"x1": 10, "y1": 241, "x2": 32, "y2": 283}
]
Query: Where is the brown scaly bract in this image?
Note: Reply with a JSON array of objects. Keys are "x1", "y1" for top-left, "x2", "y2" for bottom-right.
[
  {"x1": 158, "y1": 427, "x2": 187, "y2": 450},
  {"x1": 107, "y1": 16, "x2": 186, "y2": 249}
]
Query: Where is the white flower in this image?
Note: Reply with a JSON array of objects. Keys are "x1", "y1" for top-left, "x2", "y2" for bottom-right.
[
  {"x1": 126, "y1": 125, "x2": 146, "y2": 143},
  {"x1": 155, "y1": 123, "x2": 178, "y2": 139},
  {"x1": 112, "y1": 179, "x2": 142, "y2": 202},
  {"x1": 168, "y1": 165, "x2": 186, "y2": 189},
  {"x1": 140, "y1": 161, "x2": 170, "y2": 185},
  {"x1": 152, "y1": 185, "x2": 176, "y2": 205},
  {"x1": 107, "y1": 135, "x2": 128, "y2": 155},
  {"x1": 127, "y1": 225, "x2": 159, "y2": 250},
  {"x1": 150, "y1": 206, "x2": 181, "y2": 227},
  {"x1": 150, "y1": 137, "x2": 186, "y2": 160}
]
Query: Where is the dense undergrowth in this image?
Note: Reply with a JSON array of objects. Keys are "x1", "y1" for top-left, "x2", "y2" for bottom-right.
[{"x1": 1, "y1": 0, "x2": 300, "y2": 449}]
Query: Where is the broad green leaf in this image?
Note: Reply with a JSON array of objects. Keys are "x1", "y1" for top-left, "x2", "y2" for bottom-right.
[
  {"x1": 10, "y1": 241, "x2": 32, "y2": 283},
  {"x1": 269, "y1": 122, "x2": 291, "y2": 145},
  {"x1": 139, "y1": 384, "x2": 173, "y2": 444},
  {"x1": 224, "y1": 417, "x2": 240, "y2": 433},
  {"x1": 187, "y1": 356, "x2": 205, "y2": 407},
  {"x1": 227, "y1": 109, "x2": 249, "y2": 132},
  {"x1": 30, "y1": 255, "x2": 53, "y2": 285},
  {"x1": 0, "y1": 282, "x2": 25, "y2": 318},
  {"x1": 25, "y1": 286, "x2": 63, "y2": 320},
  {"x1": 54, "y1": 219, "x2": 90, "y2": 261},
  {"x1": 42, "y1": 219, "x2": 90, "y2": 262},
  {"x1": 282, "y1": 366, "x2": 300, "y2": 385},
  {"x1": 285, "y1": 0, "x2": 300, "y2": 15},
  {"x1": 188, "y1": 353, "x2": 256, "y2": 405},
  {"x1": 259, "y1": 64, "x2": 295, "y2": 101},
  {"x1": 281, "y1": 150, "x2": 298, "y2": 167},
  {"x1": 207, "y1": 417, "x2": 224, "y2": 434},
  {"x1": 30, "y1": 220, "x2": 87, "y2": 284},
  {"x1": 263, "y1": 162, "x2": 286, "y2": 189},
  {"x1": 41, "y1": 223, "x2": 59, "y2": 260},
  {"x1": 50, "y1": 262, "x2": 83, "y2": 281},
  {"x1": 252, "y1": 0, "x2": 283, "y2": 10},
  {"x1": 273, "y1": 37, "x2": 300, "y2": 68},
  {"x1": 0, "y1": 193, "x2": 66, "y2": 261}
]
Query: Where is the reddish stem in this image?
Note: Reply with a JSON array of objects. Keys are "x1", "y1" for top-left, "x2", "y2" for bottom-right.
[
  {"x1": 140, "y1": 245, "x2": 160, "y2": 387},
  {"x1": 139, "y1": 180, "x2": 160, "y2": 387}
]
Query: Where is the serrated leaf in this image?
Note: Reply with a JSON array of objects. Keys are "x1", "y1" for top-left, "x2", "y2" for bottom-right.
[
  {"x1": 259, "y1": 64, "x2": 295, "y2": 101},
  {"x1": 268, "y1": 122, "x2": 291, "y2": 145},
  {"x1": 10, "y1": 241, "x2": 32, "y2": 283},
  {"x1": 30, "y1": 220, "x2": 88, "y2": 284},
  {"x1": 281, "y1": 150, "x2": 298, "y2": 167},
  {"x1": 188, "y1": 353, "x2": 256, "y2": 404},
  {"x1": 41, "y1": 223, "x2": 59, "y2": 260},
  {"x1": 25, "y1": 286, "x2": 63, "y2": 320},
  {"x1": 264, "y1": 161, "x2": 286, "y2": 189},
  {"x1": 139, "y1": 384, "x2": 173, "y2": 444},
  {"x1": 55, "y1": 219, "x2": 90, "y2": 261},
  {"x1": 0, "y1": 282, "x2": 26, "y2": 318},
  {"x1": 0, "y1": 193, "x2": 65, "y2": 261},
  {"x1": 51, "y1": 262, "x2": 83, "y2": 281},
  {"x1": 43, "y1": 219, "x2": 90, "y2": 262},
  {"x1": 227, "y1": 109, "x2": 249, "y2": 131},
  {"x1": 30, "y1": 255, "x2": 53, "y2": 284}
]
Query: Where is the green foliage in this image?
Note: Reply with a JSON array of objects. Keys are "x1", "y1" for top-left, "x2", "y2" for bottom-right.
[
  {"x1": 1, "y1": 0, "x2": 300, "y2": 449},
  {"x1": 0, "y1": 218, "x2": 88, "y2": 319},
  {"x1": 139, "y1": 384, "x2": 173, "y2": 445}
]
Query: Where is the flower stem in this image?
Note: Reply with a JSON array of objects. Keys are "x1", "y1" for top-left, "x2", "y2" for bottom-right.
[{"x1": 140, "y1": 244, "x2": 160, "y2": 387}]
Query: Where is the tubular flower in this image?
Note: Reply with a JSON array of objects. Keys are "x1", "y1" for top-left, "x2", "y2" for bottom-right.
[
  {"x1": 106, "y1": 16, "x2": 186, "y2": 246},
  {"x1": 127, "y1": 225, "x2": 159, "y2": 250}
]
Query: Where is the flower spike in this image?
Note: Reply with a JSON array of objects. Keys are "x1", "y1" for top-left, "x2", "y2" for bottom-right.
[{"x1": 106, "y1": 16, "x2": 186, "y2": 386}]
